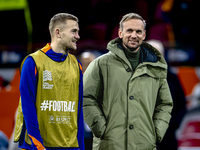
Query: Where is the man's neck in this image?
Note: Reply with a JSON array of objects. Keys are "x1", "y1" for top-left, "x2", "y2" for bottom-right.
[{"x1": 50, "y1": 42, "x2": 68, "y2": 55}]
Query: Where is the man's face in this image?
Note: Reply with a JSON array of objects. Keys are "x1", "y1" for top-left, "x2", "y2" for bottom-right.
[
  {"x1": 60, "y1": 20, "x2": 80, "y2": 51},
  {"x1": 118, "y1": 19, "x2": 146, "y2": 52}
]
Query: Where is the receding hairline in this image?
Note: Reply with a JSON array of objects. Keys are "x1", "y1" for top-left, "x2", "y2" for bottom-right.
[{"x1": 119, "y1": 13, "x2": 146, "y2": 30}]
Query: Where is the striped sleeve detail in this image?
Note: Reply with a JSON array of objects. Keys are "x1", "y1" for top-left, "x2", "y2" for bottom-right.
[
  {"x1": 79, "y1": 63, "x2": 83, "y2": 74},
  {"x1": 41, "y1": 43, "x2": 51, "y2": 53},
  {"x1": 35, "y1": 66, "x2": 37, "y2": 76},
  {"x1": 28, "y1": 134, "x2": 45, "y2": 150}
]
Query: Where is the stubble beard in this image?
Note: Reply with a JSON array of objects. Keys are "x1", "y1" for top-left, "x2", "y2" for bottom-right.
[{"x1": 124, "y1": 43, "x2": 140, "y2": 52}]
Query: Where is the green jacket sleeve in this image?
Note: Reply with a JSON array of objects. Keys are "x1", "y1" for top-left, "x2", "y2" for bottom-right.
[
  {"x1": 83, "y1": 59, "x2": 106, "y2": 138},
  {"x1": 153, "y1": 78, "x2": 173, "y2": 143}
]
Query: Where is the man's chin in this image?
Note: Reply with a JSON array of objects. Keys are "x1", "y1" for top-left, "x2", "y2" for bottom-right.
[
  {"x1": 127, "y1": 46, "x2": 139, "y2": 52},
  {"x1": 68, "y1": 46, "x2": 77, "y2": 51},
  {"x1": 72, "y1": 47, "x2": 77, "y2": 51}
]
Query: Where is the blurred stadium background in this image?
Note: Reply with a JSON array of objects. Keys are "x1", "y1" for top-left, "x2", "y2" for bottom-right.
[{"x1": 0, "y1": 0, "x2": 200, "y2": 150}]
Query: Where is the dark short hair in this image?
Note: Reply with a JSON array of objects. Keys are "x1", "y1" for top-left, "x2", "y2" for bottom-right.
[{"x1": 49, "y1": 13, "x2": 78, "y2": 37}]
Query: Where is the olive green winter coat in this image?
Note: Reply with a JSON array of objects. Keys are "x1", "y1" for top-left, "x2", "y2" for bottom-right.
[{"x1": 83, "y1": 38, "x2": 173, "y2": 150}]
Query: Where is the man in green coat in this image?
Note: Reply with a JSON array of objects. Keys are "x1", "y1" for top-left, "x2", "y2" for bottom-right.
[{"x1": 83, "y1": 13, "x2": 173, "y2": 150}]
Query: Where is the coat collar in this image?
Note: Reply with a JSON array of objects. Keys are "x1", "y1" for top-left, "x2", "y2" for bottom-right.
[{"x1": 107, "y1": 38, "x2": 167, "y2": 70}]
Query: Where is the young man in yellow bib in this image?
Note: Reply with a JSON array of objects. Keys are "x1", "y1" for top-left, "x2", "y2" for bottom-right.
[{"x1": 14, "y1": 13, "x2": 85, "y2": 150}]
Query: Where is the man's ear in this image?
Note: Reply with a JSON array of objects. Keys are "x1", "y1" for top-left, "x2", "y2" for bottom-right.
[
  {"x1": 118, "y1": 28, "x2": 123, "y2": 38},
  {"x1": 55, "y1": 28, "x2": 61, "y2": 38},
  {"x1": 143, "y1": 30, "x2": 146, "y2": 40}
]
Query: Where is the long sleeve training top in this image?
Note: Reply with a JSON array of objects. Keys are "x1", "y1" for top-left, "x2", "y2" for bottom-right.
[{"x1": 19, "y1": 46, "x2": 84, "y2": 150}]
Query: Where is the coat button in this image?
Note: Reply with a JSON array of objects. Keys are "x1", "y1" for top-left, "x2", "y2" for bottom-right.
[
  {"x1": 129, "y1": 96, "x2": 134, "y2": 100},
  {"x1": 129, "y1": 125, "x2": 134, "y2": 129}
]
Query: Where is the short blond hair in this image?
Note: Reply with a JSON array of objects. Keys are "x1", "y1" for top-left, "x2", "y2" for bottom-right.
[
  {"x1": 119, "y1": 13, "x2": 146, "y2": 30},
  {"x1": 49, "y1": 13, "x2": 78, "y2": 38}
]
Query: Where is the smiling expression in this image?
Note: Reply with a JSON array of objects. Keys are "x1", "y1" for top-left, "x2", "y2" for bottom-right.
[
  {"x1": 119, "y1": 19, "x2": 146, "y2": 52},
  {"x1": 59, "y1": 20, "x2": 80, "y2": 51}
]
